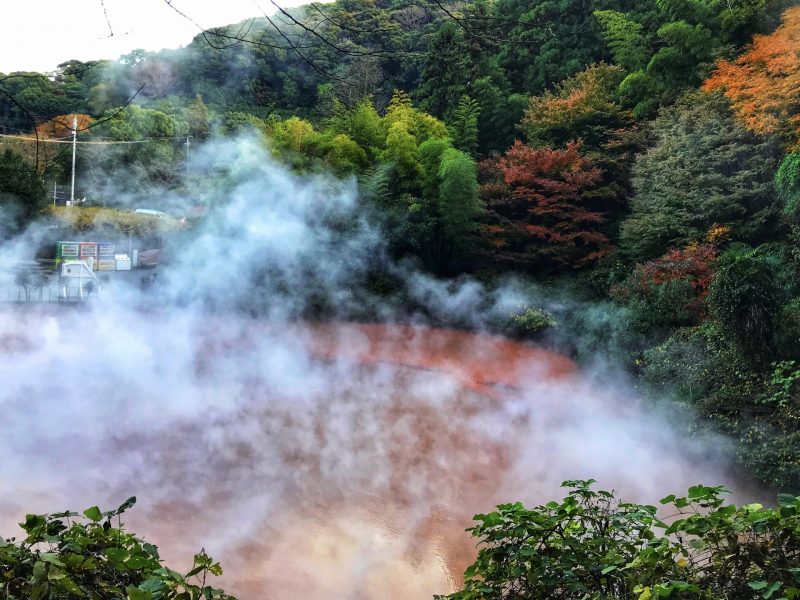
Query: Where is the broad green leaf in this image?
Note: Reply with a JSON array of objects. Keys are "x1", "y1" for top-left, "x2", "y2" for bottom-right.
[
  {"x1": 601, "y1": 565, "x2": 617, "y2": 575},
  {"x1": 117, "y1": 497, "x2": 137, "y2": 514},
  {"x1": 83, "y1": 506, "x2": 102, "y2": 522}
]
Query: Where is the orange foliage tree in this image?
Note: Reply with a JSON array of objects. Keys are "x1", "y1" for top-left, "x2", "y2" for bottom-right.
[
  {"x1": 703, "y1": 6, "x2": 800, "y2": 146},
  {"x1": 611, "y1": 242, "x2": 719, "y2": 323},
  {"x1": 36, "y1": 113, "x2": 93, "y2": 139},
  {"x1": 479, "y1": 141, "x2": 611, "y2": 270},
  {"x1": 521, "y1": 63, "x2": 629, "y2": 151}
]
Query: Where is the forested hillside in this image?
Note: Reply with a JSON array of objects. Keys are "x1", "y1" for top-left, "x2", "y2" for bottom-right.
[{"x1": 1, "y1": 0, "x2": 799, "y2": 493}]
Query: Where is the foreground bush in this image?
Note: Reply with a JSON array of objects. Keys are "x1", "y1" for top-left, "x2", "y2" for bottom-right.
[
  {"x1": 0, "y1": 498, "x2": 235, "y2": 599},
  {"x1": 439, "y1": 481, "x2": 800, "y2": 600}
]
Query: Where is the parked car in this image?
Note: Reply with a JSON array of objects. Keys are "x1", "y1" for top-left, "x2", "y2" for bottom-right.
[{"x1": 134, "y1": 208, "x2": 169, "y2": 218}]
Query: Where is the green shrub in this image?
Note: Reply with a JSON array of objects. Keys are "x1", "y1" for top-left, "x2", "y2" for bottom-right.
[
  {"x1": 775, "y1": 298, "x2": 800, "y2": 359},
  {"x1": 0, "y1": 498, "x2": 235, "y2": 599},
  {"x1": 510, "y1": 306, "x2": 557, "y2": 336},
  {"x1": 708, "y1": 250, "x2": 783, "y2": 354},
  {"x1": 439, "y1": 481, "x2": 800, "y2": 600},
  {"x1": 776, "y1": 151, "x2": 800, "y2": 218},
  {"x1": 642, "y1": 322, "x2": 800, "y2": 490}
]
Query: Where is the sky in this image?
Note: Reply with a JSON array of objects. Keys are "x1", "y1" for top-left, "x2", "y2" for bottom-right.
[{"x1": 0, "y1": 0, "x2": 310, "y2": 73}]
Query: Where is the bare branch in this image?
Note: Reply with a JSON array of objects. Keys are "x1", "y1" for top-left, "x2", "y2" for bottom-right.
[{"x1": 99, "y1": 0, "x2": 114, "y2": 37}]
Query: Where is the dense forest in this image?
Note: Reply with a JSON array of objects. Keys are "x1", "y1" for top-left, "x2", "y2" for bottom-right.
[
  {"x1": 1, "y1": 0, "x2": 800, "y2": 596},
  {"x1": 1, "y1": 0, "x2": 799, "y2": 490}
]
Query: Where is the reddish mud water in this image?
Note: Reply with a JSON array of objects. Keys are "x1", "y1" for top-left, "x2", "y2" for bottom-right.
[
  {"x1": 0, "y1": 311, "x2": 737, "y2": 599},
  {"x1": 304, "y1": 321, "x2": 575, "y2": 393}
]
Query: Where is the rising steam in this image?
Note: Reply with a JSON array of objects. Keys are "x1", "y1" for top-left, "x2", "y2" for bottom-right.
[{"x1": 0, "y1": 136, "x2": 746, "y2": 599}]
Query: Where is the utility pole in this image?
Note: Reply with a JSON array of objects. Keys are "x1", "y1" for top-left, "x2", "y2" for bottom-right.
[
  {"x1": 53, "y1": 182, "x2": 57, "y2": 206},
  {"x1": 185, "y1": 135, "x2": 191, "y2": 178},
  {"x1": 70, "y1": 116, "x2": 77, "y2": 206}
]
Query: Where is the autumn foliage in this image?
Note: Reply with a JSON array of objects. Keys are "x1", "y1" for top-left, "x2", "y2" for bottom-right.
[
  {"x1": 703, "y1": 6, "x2": 800, "y2": 146},
  {"x1": 36, "y1": 113, "x2": 93, "y2": 139},
  {"x1": 612, "y1": 242, "x2": 719, "y2": 321},
  {"x1": 521, "y1": 63, "x2": 628, "y2": 150},
  {"x1": 480, "y1": 141, "x2": 610, "y2": 270}
]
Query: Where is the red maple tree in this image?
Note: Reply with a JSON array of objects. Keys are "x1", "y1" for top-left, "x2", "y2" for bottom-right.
[{"x1": 480, "y1": 141, "x2": 610, "y2": 270}]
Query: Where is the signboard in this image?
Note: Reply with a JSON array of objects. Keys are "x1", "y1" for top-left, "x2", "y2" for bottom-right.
[
  {"x1": 97, "y1": 242, "x2": 115, "y2": 258},
  {"x1": 58, "y1": 242, "x2": 79, "y2": 259},
  {"x1": 79, "y1": 242, "x2": 97, "y2": 260},
  {"x1": 96, "y1": 259, "x2": 116, "y2": 271}
]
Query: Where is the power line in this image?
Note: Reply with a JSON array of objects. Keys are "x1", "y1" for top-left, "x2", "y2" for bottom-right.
[{"x1": 0, "y1": 133, "x2": 188, "y2": 145}]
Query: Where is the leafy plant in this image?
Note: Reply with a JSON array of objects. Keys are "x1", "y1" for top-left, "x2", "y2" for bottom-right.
[
  {"x1": 707, "y1": 249, "x2": 783, "y2": 353},
  {"x1": 0, "y1": 498, "x2": 235, "y2": 599},
  {"x1": 776, "y1": 153, "x2": 800, "y2": 218},
  {"x1": 511, "y1": 306, "x2": 557, "y2": 335},
  {"x1": 438, "y1": 481, "x2": 800, "y2": 600},
  {"x1": 611, "y1": 242, "x2": 718, "y2": 329},
  {"x1": 764, "y1": 360, "x2": 800, "y2": 408}
]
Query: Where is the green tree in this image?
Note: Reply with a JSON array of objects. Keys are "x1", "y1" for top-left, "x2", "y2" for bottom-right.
[
  {"x1": 495, "y1": 0, "x2": 609, "y2": 94},
  {"x1": 417, "y1": 22, "x2": 474, "y2": 118},
  {"x1": 647, "y1": 21, "x2": 715, "y2": 89},
  {"x1": 418, "y1": 137, "x2": 452, "y2": 200},
  {"x1": 776, "y1": 152, "x2": 800, "y2": 218},
  {"x1": 319, "y1": 132, "x2": 368, "y2": 175},
  {"x1": 329, "y1": 98, "x2": 385, "y2": 159},
  {"x1": 448, "y1": 96, "x2": 480, "y2": 157},
  {"x1": 0, "y1": 149, "x2": 46, "y2": 231},
  {"x1": 471, "y1": 77, "x2": 527, "y2": 154},
  {"x1": 186, "y1": 94, "x2": 211, "y2": 139},
  {"x1": 594, "y1": 10, "x2": 651, "y2": 72},
  {"x1": 438, "y1": 147, "x2": 482, "y2": 251},
  {"x1": 269, "y1": 116, "x2": 316, "y2": 155},
  {"x1": 381, "y1": 120, "x2": 423, "y2": 184},
  {"x1": 620, "y1": 93, "x2": 780, "y2": 260},
  {"x1": 86, "y1": 105, "x2": 181, "y2": 190},
  {"x1": 708, "y1": 248, "x2": 783, "y2": 353},
  {"x1": 221, "y1": 111, "x2": 267, "y2": 135},
  {"x1": 642, "y1": 320, "x2": 800, "y2": 489}
]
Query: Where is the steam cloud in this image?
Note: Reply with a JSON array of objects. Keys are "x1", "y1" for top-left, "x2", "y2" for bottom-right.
[{"x1": 0, "y1": 136, "x2": 748, "y2": 599}]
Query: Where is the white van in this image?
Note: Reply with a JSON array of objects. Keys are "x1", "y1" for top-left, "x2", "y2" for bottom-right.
[{"x1": 134, "y1": 208, "x2": 169, "y2": 218}]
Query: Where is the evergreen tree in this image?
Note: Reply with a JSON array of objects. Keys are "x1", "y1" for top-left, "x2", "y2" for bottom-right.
[
  {"x1": 186, "y1": 94, "x2": 210, "y2": 139},
  {"x1": 496, "y1": 0, "x2": 609, "y2": 94},
  {"x1": 417, "y1": 22, "x2": 474, "y2": 118},
  {"x1": 448, "y1": 96, "x2": 480, "y2": 157},
  {"x1": 621, "y1": 93, "x2": 781, "y2": 260},
  {"x1": 0, "y1": 150, "x2": 46, "y2": 232},
  {"x1": 776, "y1": 152, "x2": 800, "y2": 218},
  {"x1": 438, "y1": 148, "x2": 482, "y2": 244}
]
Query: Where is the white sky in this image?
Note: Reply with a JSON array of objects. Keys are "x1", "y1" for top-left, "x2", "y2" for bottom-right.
[{"x1": 0, "y1": 0, "x2": 309, "y2": 73}]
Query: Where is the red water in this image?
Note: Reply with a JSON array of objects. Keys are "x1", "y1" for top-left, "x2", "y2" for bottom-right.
[
  {"x1": 304, "y1": 321, "x2": 575, "y2": 393},
  {"x1": 0, "y1": 313, "x2": 735, "y2": 599}
]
